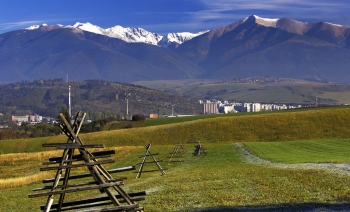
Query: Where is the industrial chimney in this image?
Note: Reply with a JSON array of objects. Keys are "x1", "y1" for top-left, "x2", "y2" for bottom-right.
[{"x1": 67, "y1": 74, "x2": 71, "y2": 117}]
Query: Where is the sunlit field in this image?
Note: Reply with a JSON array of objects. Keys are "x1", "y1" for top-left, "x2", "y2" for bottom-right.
[{"x1": 1, "y1": 107, "x2": 350, "y2": 211}]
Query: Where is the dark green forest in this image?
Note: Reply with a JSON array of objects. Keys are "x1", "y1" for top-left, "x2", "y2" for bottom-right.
[
  {"x1": 0, "y1": 79, "x2": 202, "y2": 140},
  {"x1": 0, "y1": 79, "x2": 202, "y2": 120}
]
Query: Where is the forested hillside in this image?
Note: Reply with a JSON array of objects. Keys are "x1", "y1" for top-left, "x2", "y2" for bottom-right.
[{"x1": 0, "y1": 79, "x2": 202, "y2": 120}]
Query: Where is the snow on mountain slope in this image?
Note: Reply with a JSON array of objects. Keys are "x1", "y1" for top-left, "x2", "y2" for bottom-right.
[
  {"x1": 25, "y1": 23, "x2": 49, "y2": 30},
  {"x1": 241, "y1": 15, "x2": 348, "y2": 36},
  {"x1": 68, "y1": 22, "x2": 163, "y2": 45},
  {"x1": 25, "y1": 23, "x2": 64, "y2": 32},
  {"x1": 25, "y1": 22, "x2": 208, "y2": 47},
  {"x1": 253, "y1": 15, "x2": 279, "y2": 27},
  {"x1": 158, "y1": 30, "x2": 209, "y2": 47}
]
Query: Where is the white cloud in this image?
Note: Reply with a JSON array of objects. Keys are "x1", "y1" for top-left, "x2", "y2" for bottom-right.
[
  {"x1": 198, "y1": 0, "x2": 349, "y2": 11},
  {"x1": 0, "y1": 18, "x2": 75, "y2": 33},
  {"x1": 176, "y1": 0, "x2": 350, "y2": 31},
  {"x1": 195, "y1": 0, "x2": 350, "y2": 21},
  {"x1": 0, "y1": 20, "x2": 44, "y2": 30},
  {"x1": 138, "y1": 0, "x2": 350, "y2": 34}
]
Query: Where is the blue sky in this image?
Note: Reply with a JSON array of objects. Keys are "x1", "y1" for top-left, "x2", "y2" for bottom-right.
[{"x1": 0, "y1": 0, "x2": 349, "y2": 35}]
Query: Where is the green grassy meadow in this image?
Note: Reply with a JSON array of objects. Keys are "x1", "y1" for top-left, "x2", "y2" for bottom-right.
[
  {"x1": 1, "y1": 107, "x2": 350, "y2": 211},
  {"x1": 242, "y1": 139, "x2": 350, "y2": 163},
  {"x1": 1, "y1": 144, "x2": 350, "y2": 211}
]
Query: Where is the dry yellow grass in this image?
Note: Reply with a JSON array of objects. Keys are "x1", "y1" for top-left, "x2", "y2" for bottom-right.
[
  {"x1": 0, "y1": 172, "x2": 55, "y2": 189},
  {"x1": 0, "y1": 146, "x2": 142, "y2": 188}
]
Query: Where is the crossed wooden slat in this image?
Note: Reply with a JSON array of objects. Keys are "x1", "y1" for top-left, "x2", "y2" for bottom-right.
[
  {"x1": 168, "y1": 140, "x2": 187, "y2": 164},
  {"x1": 28, "y1": 112, "x2": 145, "y2": 212},
  {"x1": 136, "y1": 144, "x2": 166, "y2": 178}
]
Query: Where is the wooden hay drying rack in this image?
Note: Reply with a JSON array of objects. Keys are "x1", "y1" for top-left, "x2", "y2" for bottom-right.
[
  {"x1": 136, "y1": 144, "x2": 166, "y2": 178},
  {"x1": 28, "y1": 112, "x2": 145, "y2": 212}
]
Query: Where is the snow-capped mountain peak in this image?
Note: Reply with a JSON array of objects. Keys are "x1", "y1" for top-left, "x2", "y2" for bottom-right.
[
  {"x1": 66, "y1": 22, "x2": 163, "y2": 45},
  {"x1": 159, "y1": 30, "x2": 209, "y2": 47},
  {"x1": 25, "y1": 22, "x2": 209, "y2": 47},
  {"x1": 25, "y1": 23, "x2": 64, "y2": 32},
  {"x1": 66, "y1": 22, "x2": 208, "y2": 47},
  {"x1": 253, "y1": 15, "x2": 279, "y2": 27},
  {"x1": 245, "y1": 15, "x2": 280, "y2": 27},
  {"x1": 25, "y1": 23, "x2": 49, "y2": 30},
  {"x1": 67, "y1": 22, "x2": 106, "y2": 35}
]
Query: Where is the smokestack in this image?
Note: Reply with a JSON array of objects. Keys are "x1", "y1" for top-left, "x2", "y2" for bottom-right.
[
  {"x1": 126, "y1": 98, "x2": 129, "y2": 115},
  {"x1": 69, "y1": 85, "x2": 71, "y2": 117},
  {"x1": 67, "y1": 74, "x2": 71, "y2": 117}
]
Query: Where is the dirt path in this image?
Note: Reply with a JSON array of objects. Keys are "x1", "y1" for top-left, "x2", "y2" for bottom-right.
[{"x1": 235, "y1": 143, "x2": 350, "y2": 175}]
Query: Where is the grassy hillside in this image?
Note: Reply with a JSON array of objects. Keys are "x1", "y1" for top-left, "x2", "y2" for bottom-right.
[
  {"x1": 1, "y1": 106, "x2": 350, "y2": 154},
  {"x1": 134, "y1": 78, "x2": 350, "y2": 105},
  {"x1": 1, "y1": 144, "x2": 350, "y2": 211},
  {"x1": 1, "y1": 107, "x2": 350, "y2": 211}
]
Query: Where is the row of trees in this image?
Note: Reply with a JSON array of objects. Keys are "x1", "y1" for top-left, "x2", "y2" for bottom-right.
[
  {"x1": 0, "y1": 122, "x2": 62, "y2": 140},
  {"x1": 0, "y1": 107, "x2": 146, "y2": 140},
  {"x1": 0, "y1": 107, "x2": 68, "y2": 140}
]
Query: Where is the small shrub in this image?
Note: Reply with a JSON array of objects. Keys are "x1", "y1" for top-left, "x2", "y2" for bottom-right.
[{"x1": 131, "y1": 114, "x2": 146, "y2": 121}]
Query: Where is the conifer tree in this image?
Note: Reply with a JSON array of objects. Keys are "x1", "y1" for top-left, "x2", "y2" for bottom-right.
[{"x1": 58, "y1": 106, "x2": 71, "y2": 124}]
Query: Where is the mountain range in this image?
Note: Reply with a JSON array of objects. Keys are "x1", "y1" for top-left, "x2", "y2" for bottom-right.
[
  {"x1": 26, "y1": 22, "x2": 209, "y2": 48},
  {"x1": 175, "y1": 15, "x2": 350, "y2": 82},
  {"x1": 0, "y1": 15, "x2": 349, "y2": 84}
]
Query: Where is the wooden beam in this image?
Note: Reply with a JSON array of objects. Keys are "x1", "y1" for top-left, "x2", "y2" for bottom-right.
[
  {"x1": 47, "y1": 199, "x2": 144, "y2": 211},
  {"x1": 48, "y1": 150, "x2": 115, "y2": 162},
  {"x1": 136, "y1": 160, "x2": 163, "y2": 164},
  {"x1": 29, "y1": 182, "x2": 123, "y2": 198},
  {"x1": 137, "y1": 169, "x2": 167, "y2": 173},
  {"x1": 43, "y1": 155, "x2": 112, "y2": 165},
  {"x1": 42, "y1": 166, "x2": 134, "y2": 183},
  {"x1": 55, "y1": 144, "x2": 105, "y2": 149},
  {"x1": 40, "y1": 159, "x2": 115, "y2": 171},
  {"x1": 42, "y1": 143, "x2": 104, "y2": 149},
  {"x1": 61, "y1": 204, "x2": 142, "y2": 212},
  {"x1": 40, "y1": 191, "x2": 146, "y2": 210},
  {"x1": 107, "y1": 166, "x2": 136, "y2": 173},
  {"x1": 83, "y1": 204, "x2": 140, "y2": 212},
  {"x1": 33, "y1": 180, "x2": 123, "y2": 191},
  {"x1": 42, "y1": 143, "x2": 73, "y2": 147},
  {"x1": 138, "y1": 153, "x2": 159, "y2": 158}
]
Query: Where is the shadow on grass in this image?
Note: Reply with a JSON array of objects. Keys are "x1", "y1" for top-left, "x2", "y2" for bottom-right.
[{"x1": 193, "y1": 203, "x2": 350, "y2": 212}]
